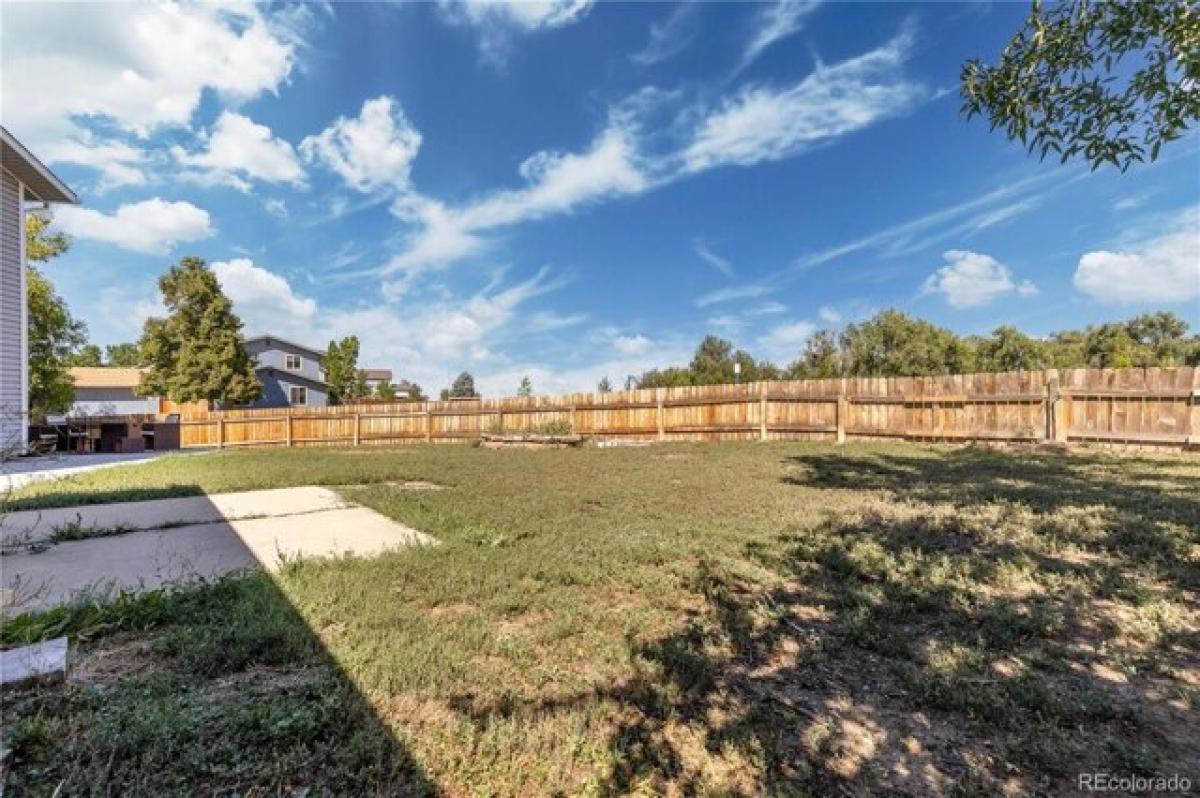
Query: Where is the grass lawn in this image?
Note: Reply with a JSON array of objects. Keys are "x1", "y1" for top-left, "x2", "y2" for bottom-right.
[{"x1": 2, "y1": 442, "x2": 1198, "y2": 794}]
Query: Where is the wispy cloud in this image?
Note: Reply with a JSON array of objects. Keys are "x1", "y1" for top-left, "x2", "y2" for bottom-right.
[
  {"x1": 694, "y1": 240, "x2": 736, "y2": 278},
  {"x1": 363, "y1": 24, "x2": 928, "y2": 285},
  {"x1": 437, "y1": 0, "x2": 592, "y2": 69},
  {"x1": 630, "y1": 4, "x2": 698, "y2": 66},
  {"x1": 736, "y1": 0, "x2": 822, "y2": 74},
  {"x1": 783, "y1": 170, "x2": 1073, "y2": 275},
  {"x1": 682, "y1": 21, "x2": 924, "y2": 172},
  {"x1": 695, "y1": 284, "x2": 769, "y2": 307}
]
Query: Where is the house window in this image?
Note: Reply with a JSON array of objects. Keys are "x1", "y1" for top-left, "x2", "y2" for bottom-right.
[
  {"x1": 285, "y1": 354, "x2": 302, "y2": 371},
  {"x1": 289, "y1": 386, "x2": 308, "y2": 405}
]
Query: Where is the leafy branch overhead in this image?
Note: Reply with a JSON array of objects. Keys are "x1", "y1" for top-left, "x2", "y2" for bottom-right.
[{"x1": 961, "y1": 0, "x2": 1199, "y2": 170}]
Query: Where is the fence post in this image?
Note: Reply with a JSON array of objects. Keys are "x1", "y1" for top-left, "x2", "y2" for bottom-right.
[
  {"x1": 656, "y1": 392, "x2": 665, "y2": 442},
  {"x1": 425, "y1": 409, "x2": 433, "y2": 444},
  {"x1": 217, "y1": 417, "x2": 225, "y2": 449},
  {"x1": 1047, "y1": 375, "x2": 1067, "y2": 443},
  {"x1": 353, "y1": 412, "x2": 361, "y2": 446},
  {"x1": 286, "y1": 411, "x2": 292, "y2": 448},
  {"x1": 759, "y1": 384, "x2": 768, "y2": 441},
  {"x1": 836, "y1": 395, "x2": 847, "y2": 444}
]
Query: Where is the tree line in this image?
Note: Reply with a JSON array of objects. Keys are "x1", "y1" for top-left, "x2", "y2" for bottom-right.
[{"x1": 631, "y1": 310, "x2": 1200, "y2": 390}]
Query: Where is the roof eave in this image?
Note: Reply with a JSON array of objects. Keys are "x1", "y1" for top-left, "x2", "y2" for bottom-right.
[{"x1": 1, "y1": 127, "x2": 78, "y2": 204}]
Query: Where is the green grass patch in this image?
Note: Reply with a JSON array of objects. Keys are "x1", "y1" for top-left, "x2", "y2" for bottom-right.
[{"x1": 2, "y1": 442, "x2": 1197, "y2": 794}]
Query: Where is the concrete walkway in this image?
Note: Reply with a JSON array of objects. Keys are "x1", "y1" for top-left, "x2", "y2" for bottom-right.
[
  {"x1": 1, "y1": 486, "x2": 353, "y2": 547},
  {"x1": 1, "y1": 487, "x2": 434, "y2": 614}
]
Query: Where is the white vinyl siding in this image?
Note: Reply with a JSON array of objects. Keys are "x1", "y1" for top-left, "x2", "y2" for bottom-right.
[
  {"x1": 289, "y1": 386, "x2": 307, "y2": 405},
  {"x1": 0, "y1": 171, "x2": 25, "y2": 453}
]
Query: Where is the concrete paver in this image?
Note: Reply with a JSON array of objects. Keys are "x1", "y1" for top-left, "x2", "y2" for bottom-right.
[
  {"x1": 2, "y1": 486, "x2": 353, "y2": 546},
  {"x1": 0, "y1": 637, "x2": 68, "y2": 686},
  {"x1": 0, "y1": 486, "x2": 436, "y2": 615}
]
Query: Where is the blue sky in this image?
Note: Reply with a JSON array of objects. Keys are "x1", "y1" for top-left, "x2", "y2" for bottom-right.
[{"x1": 4, "y1": 1, "x2": 1198, "y2": 395}]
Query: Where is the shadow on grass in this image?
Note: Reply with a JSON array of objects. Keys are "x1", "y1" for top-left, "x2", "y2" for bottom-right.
[
  {"x1": 442, "y1": 449, "x2": 1199, "y2": 793},
  {"x1": 1, "y1": 488, "x2": 438, "y2": 794}
]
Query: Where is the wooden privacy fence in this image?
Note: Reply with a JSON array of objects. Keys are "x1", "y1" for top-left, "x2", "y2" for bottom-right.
[{"x1": 179, "y1": 367, "x2": 1199, "y2": 452}]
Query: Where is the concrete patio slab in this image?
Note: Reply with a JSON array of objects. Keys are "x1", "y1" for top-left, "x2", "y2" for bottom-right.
[
  {"x1": 2, "y1": 506, "x2": 435, "y2": 614},
  {"x1": 2, "y1": 486, "x2": 354, "y2": 547},
  {"x1": 0, "y1": 637, "x2": 68, "y2": 686}
]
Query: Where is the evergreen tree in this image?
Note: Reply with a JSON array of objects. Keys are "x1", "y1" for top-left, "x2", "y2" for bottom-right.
[
  {"x1": 374, "y1": 380, "x2": 396, "y2": 400},
  {"x1": 974, "y1": 326, "x2": 1048, "y2": 372},
  {"x1": 597, "y1": 376, "x2": 612, "y2": 393},
  {"x1": 138, "y1": 257, "x2": 261, "y2": 407},
  {"x1": 446, "y1": 371, "x2": 478, "y2": 398},
  {"x1": 517, "y1": 376, "x2": 534, "y2": 397},
  {"x1": 787, "y1": 330, "x2": 841, "y2": 379}
]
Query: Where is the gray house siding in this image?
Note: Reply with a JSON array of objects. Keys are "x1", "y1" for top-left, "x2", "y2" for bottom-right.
[
  {"x1": 250, "y1": 370, "x2": 329, "y2": 408},
  {"x1": 0, "y1": 171, "x2": 25, "y2": 452},
  {"x1": 244, "y1": 338, "x2": 325, "y2": 383},
  {"x1": 244, "y1": 337, "x2": 328, "y2": 408}
]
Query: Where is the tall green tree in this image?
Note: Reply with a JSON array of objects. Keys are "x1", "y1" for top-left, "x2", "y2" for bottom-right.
[
  {"x1": 961, "y1": 0, "x2": 1200, "y2": 171},
  {"x1": 323, "y1": 336, "x2": 366, "y2": 405},
  {"x1": 138, "y1": 257, "x2": 261, "y2": 407},
  {"x1": 517, "y1": 376, "x2": 534, "y2": 397},
  {"x1": 374, "y1": 380, "x2": 396, "y2": 400},
  {"x1": 105, "y1": 342, "x2": 142, "y2": 366},
  {"x1": 840, "y1": 310, "x2": 976, "y2": 377},
  {"x1": 406, "y1": 382, "x2": 427, "y2": 401},
  {"x1": 65, "y1": 344, "x2": 103, "y2": 367},
  {"x1": 25, "y1": 213, "x2": 87, "y2": 417},
  {"x1": 974, "y1": 326, "x2": 1049, "y2": 372},
  {"x1": 27, "y1": 267, "x2": 87, "y2": 416},
  {"x1": 597, "y1": 376, "x2": 613, "y2": 393},
  {"x1": 787, "y1": 330, "x2": 841, "y2": 379}
]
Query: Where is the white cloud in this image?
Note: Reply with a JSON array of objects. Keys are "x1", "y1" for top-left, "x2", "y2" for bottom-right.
[
  {"x1": 55, "y1": 199, "x2": 214, "y2": 255},
  {"x1": 738, "y1": 0, "x2": 822, "y2": 72},
  {"x1": 1, "y1": 2, "x2": 299, "y2": 186},
  {"x1": 301, "y1": 96, "x2": 423, "y2": 194},
  {"x1": 364, "y1": 27, "x2": 926, "y2": 284},
  {"x1": 758, "y1": 319, "x2": 816, "y2": 362},
  {"x1": 613, "y1": 334, "x2": 653, "y2": 355},
  {"x1": 438, "y1": 0, "x2": 592, "y2": 67},
  {"x1": 1073, "y1": 206, "x2": 1200, "y2": 304},
  {"x1": 174, "y1": 111, "x2": 305, "y2": 191},
  {"x1": 695, "y1": 240, "x2": 736, "y2": 278},
  {"x1": 695, "y1": 284, "x2": 769, "y2": 308},
  {"x1": 382, "y1": 120, "x2": 645, "y2": 278},
  {"x1": 211, "y1": 258, "x2": 317, "y2": 334},
  {"x1": 264, "y1": 199, "x2": 289, "y2": 219},
  {"x1": 785, "y1": 170, "x2": 1068, "y2": 274},
  {"x1": 683, "y1": 24, "x2": 924, "y2": 172},
  {"x1": 630, "y1": 4, "x2": 697, "y2": 66},
  {"x1": 921, "y1": 250, "x2": 1036, "y2": 309},
  {"x1": 818, "y1": 306, "x2": 841, "y2": 324}
]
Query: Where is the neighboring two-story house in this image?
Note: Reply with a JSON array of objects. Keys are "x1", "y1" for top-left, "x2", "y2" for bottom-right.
[
  {"x1": 360, "y1": 368, "x2": 392, "y2": 394},
  {"x1": 243, "y1": 335, "x2": 329, "y2": 408}
]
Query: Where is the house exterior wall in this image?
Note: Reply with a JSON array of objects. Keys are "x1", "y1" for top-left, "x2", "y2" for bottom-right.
[
  {"x1": 250, "y1": 370, "x2": 329, "y2": 408},
  {"x1": 244, "y1": 338, "x2": 324, "y2": 383},
  {"x1": 0, "y1": 170, "x2": 25, "y2": 454},
  {"x1": 70, "y1": 387, "x2": 159, "y2": 417}
]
